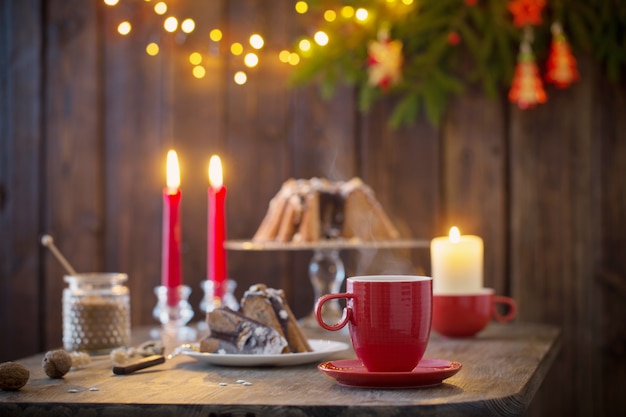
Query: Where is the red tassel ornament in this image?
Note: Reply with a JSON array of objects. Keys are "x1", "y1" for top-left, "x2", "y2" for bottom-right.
[
  {"x1": 509, "y1": 40, "x2": 547, "y2": 109},
  {"x1": 545, "y1": 22, "x2": 579, "y2": 88}
]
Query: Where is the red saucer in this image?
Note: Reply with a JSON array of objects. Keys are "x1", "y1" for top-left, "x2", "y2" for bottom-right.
[{"x1": 318, "y1": 358, "x2": 462, "y2": 388}]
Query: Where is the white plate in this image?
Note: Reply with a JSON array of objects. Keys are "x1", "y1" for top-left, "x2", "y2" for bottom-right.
[{"x1": 182, "y1": 339, "x2": 350, "y2": 367}]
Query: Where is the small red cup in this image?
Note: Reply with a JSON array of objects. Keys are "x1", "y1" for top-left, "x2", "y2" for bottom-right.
[
  {"x1": 315, "y1": 275, "x2": 432, "y2": 372},
  {"x1": 432, "y1": 288, "x2": 516, "y2": 338}
]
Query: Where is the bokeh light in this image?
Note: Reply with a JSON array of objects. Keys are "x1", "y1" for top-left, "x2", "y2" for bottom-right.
[
  {"x1": 341, "y1": 6, "x2": 355, "y2": 19},
  {"x1": 244, "y1": 52, "x2": 259, "y2": 68},
  {"x1": 189, "y1": 52, "x2": 202, "y2": 65},
  {"x1": 288, "y1": 53, "x2": 300, "y2": 65},
  {"x1": 210, "y1": 29, "x2": 223, "y2": 42},
  {"x1": 298, "y1": 39, "x2": 311, "y2": 52},
  {"x1": 234, "y1": 71, "x2": 247, "y2": 85},
  {"x1": 181, "y1": 18, "x2": 195, "y2": 33},
  {"x1": 164, "y1": 16, "x2": 178, "y2": 32},
  {"x1": 278, "y1": 50, "x2": 291, "y2": 63},
  {"x1": 192, "y1": 66, "x2": 206, "y2": 79},
  {"x1": 154, "y1": 2, "x2": 167, "y2": 15},
  {"x1": 295, "y1": 1, "x2": 308, "y2": 14},
  {"x1": 314, "y1": 31, "x2": 329, "y2": 46},
  {"x1": 230, "y1": 42, "x2": 244, "y2": 56},
  {"x1": 117, "y1": 21, "x2": 131, "y2": 35},
  {"x1": 146, "y1": 42, "x2": 159, "y2": 56},
  {"x1": 249, "y1": 34, "x2": 264, "y2": 49},
  {"x1": 355, "y1": 8, "x2": 369, "y2": 21}
]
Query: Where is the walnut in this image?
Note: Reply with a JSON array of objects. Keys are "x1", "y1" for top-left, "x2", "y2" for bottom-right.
[
  {"x1": 0, "y1": 362, "x2": 30, "y2": 391},
  {"x1": 42, "y1": 349, "x2": 72, "y2": 378}
]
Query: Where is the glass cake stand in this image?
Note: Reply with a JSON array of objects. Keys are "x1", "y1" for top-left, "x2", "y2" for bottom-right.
[{"x1": 224, "y1": 239, "x2": 430, "y2": 327}]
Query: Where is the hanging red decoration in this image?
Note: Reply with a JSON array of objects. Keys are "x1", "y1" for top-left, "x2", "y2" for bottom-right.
[
  {"x1": 508, "y1": 0, "x2": 546, "y2": 28},
  {"x1": 545, "y1": 22, "x2": 579, "y2": 88},
  {"x1": 508, "y1": 40, "x2": 547, "y2": 109},
  {"x1": 367, "y1": 29, "x2": 403, "y2": 90}
]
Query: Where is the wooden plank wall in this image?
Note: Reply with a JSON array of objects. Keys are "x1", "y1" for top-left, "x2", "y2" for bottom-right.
[
  {"x1": 0, "y1": 0, "x2": 44, "y2": 357},
  {"x1": 1, "y1": 1, "x2": 625, "y2": 416}
]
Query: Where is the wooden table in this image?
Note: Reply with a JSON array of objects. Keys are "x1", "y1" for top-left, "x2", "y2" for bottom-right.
[{"x1": 0, "y1": 322, "x2": 560, "y2": 417}]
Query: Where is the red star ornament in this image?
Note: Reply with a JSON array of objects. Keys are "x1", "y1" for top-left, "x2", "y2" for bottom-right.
[{"x1": 508, "y1": 0, "x2": 546, "y2": 27}]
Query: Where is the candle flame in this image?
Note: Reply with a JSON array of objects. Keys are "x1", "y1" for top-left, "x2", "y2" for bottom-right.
[
  {"x1": 208, "y1": 155, "x2": 223, "y2": 187},
  {"x1": 166, "y1": 150, "x2": 180, "y2": 191},
  {"x1": 449, "y1": 226, "x2": 461, "y2": 243}
]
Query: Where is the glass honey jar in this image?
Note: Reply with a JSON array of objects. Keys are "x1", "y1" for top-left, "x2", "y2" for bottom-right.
[{"x1": 62, "y1": 273, "x2": 131, "y2": 353}]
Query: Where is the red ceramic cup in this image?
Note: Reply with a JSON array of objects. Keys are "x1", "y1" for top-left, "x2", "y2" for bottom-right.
[
  {"x1": 315, "y1": 275, "x2": 433, "y2": 372},
  {"x1": 432, "y1": 288, "x2": 516, "y2": 338}
]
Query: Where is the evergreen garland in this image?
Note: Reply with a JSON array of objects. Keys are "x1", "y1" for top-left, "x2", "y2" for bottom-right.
[{"x1": 291, "y1": 0, "x2": 626, "y2": 128}]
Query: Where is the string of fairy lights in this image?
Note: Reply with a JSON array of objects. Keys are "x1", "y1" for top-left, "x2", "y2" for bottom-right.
[{"x1": 103, "y1": 0, "x2": 415, "y2": 85}]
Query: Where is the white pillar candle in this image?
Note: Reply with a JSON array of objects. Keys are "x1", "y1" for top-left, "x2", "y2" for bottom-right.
[{"x1": 430, "y1": 226, "x2": 483, "y2": 294}]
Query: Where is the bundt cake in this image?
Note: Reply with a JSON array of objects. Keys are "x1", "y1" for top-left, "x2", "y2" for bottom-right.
[{"x1": 252, "y1": 177, "x2": 400, "y2": 243}]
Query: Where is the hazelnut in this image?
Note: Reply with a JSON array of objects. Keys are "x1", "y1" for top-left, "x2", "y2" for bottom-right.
[
  {"x1": 42, "y1": 349, "x2": 72, "y2": 378},
  {"x1": 0, "y1": 362, "x2": 30, "y2": 391}
]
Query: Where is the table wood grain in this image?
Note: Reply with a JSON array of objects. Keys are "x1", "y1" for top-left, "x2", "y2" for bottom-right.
[{"x1": 0, "y1": 322, "x2": 560, "y2": 417}]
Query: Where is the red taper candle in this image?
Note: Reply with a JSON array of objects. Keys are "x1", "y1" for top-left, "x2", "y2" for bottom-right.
[
  {"x1": 162, "y1": 150, "x2": 182, "y2": 306},
  {"x1": 208, "y1": 155, "x2": 227, "y2": 298}
]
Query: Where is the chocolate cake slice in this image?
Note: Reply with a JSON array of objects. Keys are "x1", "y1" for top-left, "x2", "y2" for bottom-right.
[
  {"x1": 200, "y1": 307, "x2": 287, "y2": 354},
  {"x1": 241, "y1": 284, "x2": 312, "y2": 353}
]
